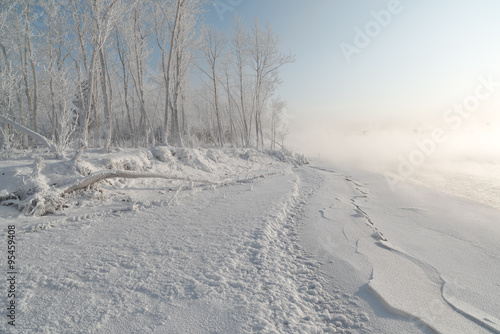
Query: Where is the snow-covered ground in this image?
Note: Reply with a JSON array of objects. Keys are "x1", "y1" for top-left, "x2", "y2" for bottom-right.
[
  {"x1": 1, "y1": 148, "x2": 499, "y2": 333},
  {"x1": 306, "y1": 161, "x2": 500, "y2": 334},
  {"x1": 409, "y1": 157, "x2": 500, "y2": 211}
]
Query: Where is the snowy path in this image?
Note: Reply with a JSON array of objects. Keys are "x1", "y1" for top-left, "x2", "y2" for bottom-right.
[
  {"x1": 3, "y1": 161, "x2": 499, "y2": 333},
  {"x1": 4, "y1": 166, "x2": 365, "y2": 333}
]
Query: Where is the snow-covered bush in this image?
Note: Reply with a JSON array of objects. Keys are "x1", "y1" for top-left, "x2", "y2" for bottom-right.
[
  {"x1": 151, "y1": 146, "x2": 177, "y2": 166},
  {"x1": 104, "y1": 150, "x2": 152, "y2": 171},
  {"x1": 0, "y1": 157, "x2": 66, "y2": 216},
  {"x1": 206, "y1": 149, "x2": 228, "y2": 163},
  {"x1": 171, "y1": 148, "x2": 214, "y2": 172},
  {"x1": 265, "y1": 149, "x2": 309, "y2": 166},
  {"x1": 73, "y1": 161, "x2": 95, "y2": 176},
  {"x1": 239, "y1": 150, "x2": 253, "y2": 161}
]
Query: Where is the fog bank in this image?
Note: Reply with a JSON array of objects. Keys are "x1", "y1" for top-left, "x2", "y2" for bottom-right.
[{"x1": 288, "y1": 114, "x2": 500, "y2": 209}]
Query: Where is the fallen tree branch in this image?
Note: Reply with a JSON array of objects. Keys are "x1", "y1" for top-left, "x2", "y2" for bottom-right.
[
  {"x1": 0, "y1": 115, "x2": 64, "y2": 158},
  {"x1": 1, "y1": 168, "x2": 279, "y2": 216},
  {"x1": 62, "y1": 170, "x2": 227, "y2": 194},
  {"x1": 167, "y1": 180, "x2": 184, "y2": 206}
]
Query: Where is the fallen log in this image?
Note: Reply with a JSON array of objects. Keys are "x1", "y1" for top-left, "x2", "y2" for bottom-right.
[{"x1": 62, "y1": 170, "x2": 227, "y2": 194}]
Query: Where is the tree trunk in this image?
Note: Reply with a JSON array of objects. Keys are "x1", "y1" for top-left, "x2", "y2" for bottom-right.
[
  {"x1": 24, "y1": 5, "x2": 39, "y2": 145},
  {"x1": 212, "y1": 66, "x2": 223, "y2": 147},
  {"x1": 98, "y1": 46, "x2": 112, "y2": 152},
  {"x1": 164, "y1": 0, "x2": 184, "y2": 145},
  {"x1": 115, "y1": 30, "x2": 136, "y2": 147},
  {"x1": 73, "y1": 51, "x2": 98, "y2": 162}
]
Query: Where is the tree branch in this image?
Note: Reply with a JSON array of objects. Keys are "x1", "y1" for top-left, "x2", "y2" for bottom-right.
[
  {"x1": 0, "y1": 115, "x2": 63, "y2": 158},
  {"x1": 62, "y1": 170, "x2": 226, "y2": 194}
]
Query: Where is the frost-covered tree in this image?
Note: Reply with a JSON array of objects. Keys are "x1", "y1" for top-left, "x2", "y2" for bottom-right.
[
  {"x1": 116, "y1": 0, "x2": 155, "y2": 147},
  {"x1": 199, "y1": 25, "x2": 226, "y2": 147},
  {"x1": 247, "y1": 18, "x2": 295, "y2": 149},
  {"x1": 228, "y1": 15, "x2": 252, "y2": 147},
  {"x1": 270, "y1": 97, "x2": 286, "y2": 150},
  {"x1": 0, "y1": 1, "x2": 294, "y2": 154},
  {"x1": 0, "y1": 2, "x2": 19, "y2": 149},
  {"x1": 73, "y1": 0, "x2": 122, "y2": 160}
]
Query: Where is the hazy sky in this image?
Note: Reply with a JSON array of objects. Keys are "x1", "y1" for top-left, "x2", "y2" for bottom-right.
[{"x1": 205, "y1": 0, "x2": 500, "y2": 128}]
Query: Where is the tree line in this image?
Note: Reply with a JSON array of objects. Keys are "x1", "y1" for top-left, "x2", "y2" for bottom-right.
[{"x1": 0, "y1": 0, "x2": 294, "y2": 159}]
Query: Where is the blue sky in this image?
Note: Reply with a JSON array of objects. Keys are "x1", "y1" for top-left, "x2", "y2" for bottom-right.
[{"x1": 204, "y1": 0, "x2": 500, "y2": 128}]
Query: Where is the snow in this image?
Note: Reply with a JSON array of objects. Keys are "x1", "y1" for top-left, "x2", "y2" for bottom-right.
[
  {"x1": 305, "y1": 161, "x2": 500, "y2": 334},
  {"x1": 409, "y1": 157, "x2": 500, "y2": 211},
  {"x1": 1, "y1": 148, "x2": 499, "y2": 333}
]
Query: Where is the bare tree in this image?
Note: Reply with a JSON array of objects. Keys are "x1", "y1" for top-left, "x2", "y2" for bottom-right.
[
  {"x1": 248, "y1": 18, "x2": 295, "y2": 149},
  {"x1": 199, "y1": 25, "x2": 226, "y2": 147},
  {"x1": 0, "y1": 2, "x2": 19, "y2": 149},
  {"x1": 270, "y1": 97, "x2": 286, "y2": 150},
  {"x1": 0, "y1": 0, "x2": 294, "y2": 154},
  {"x1": 39, "y1": 0, "x2": 75, "y2": 150},
  {"x1": 14, "y1": 1, "x2": 40, "y2": 148},
  {"x1": 114, "y1": 24, "x2": 137, "y2": 146},
  {"x1": 228, "y1": 15, "x2": 252, "y2": 147},
  {"x1": 121, "y1": 1, "x2": 154, "y2": 147},
  {"x1": 73, "y1": 0, "x2": 120, "y2": 161},
  {"x1": 154, "y1": 0, "x2": 183, "y2": 145}
]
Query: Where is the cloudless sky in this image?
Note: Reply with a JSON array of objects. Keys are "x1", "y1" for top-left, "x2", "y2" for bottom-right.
[{"x1": 204, "y1": 0, "x2": 500, "y2": 129}]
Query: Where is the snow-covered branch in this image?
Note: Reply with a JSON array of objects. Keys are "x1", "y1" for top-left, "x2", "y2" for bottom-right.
[
  {"x1": 0, "y1": 115, "x2": 63, "y2": 158},
  {"x1": 62, "y1": 169, "x2": 225, "y2": 194}
]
